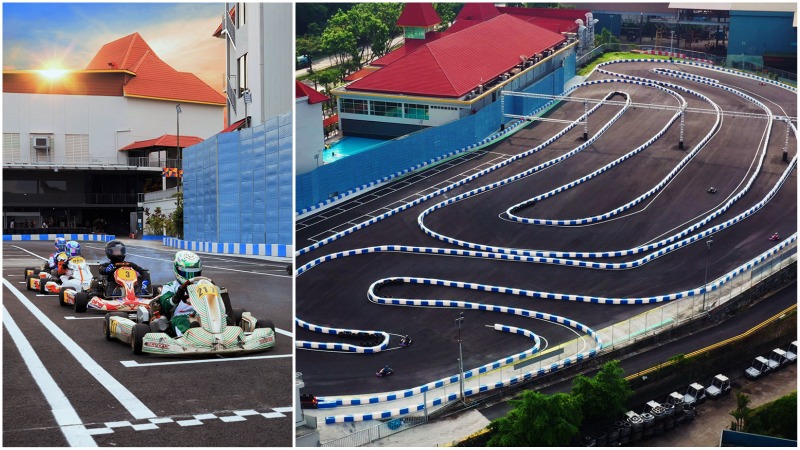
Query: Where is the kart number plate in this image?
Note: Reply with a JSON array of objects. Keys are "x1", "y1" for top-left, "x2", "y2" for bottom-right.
[
  {"x1": 115, "y1": 268, "x2": 137, "y2": 281},
  {"x1": 70, "y1": 257, "x2": 85, "y2": 265}
]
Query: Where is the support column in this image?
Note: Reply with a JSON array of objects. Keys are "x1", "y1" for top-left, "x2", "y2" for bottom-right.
[
  {"x1": 679, "y1": 109, "x2": 685, "y2": 150},
  {"x1": 583, "y1": 100, "x2": 589, "y2": 140},
  {"x1": 783, "y1": 118, "x2": 790, "y2": 162}
]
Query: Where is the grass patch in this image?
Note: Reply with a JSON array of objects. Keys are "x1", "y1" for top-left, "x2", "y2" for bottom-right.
[
  {"x1": 296, "y1": 65, "x2": 343, "y2": 82},
  {"x1": 577, "y1": 52, "x2": 673, "y2": 76}
]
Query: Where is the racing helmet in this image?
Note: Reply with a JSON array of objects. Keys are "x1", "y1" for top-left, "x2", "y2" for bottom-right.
[
  {"x1": 65, "y1": 241, "x2": 81, "y2": 257},
  {"x1": 105, "y1": 240, "x2": 126, "y2": 263},
  {"x1": 56, "y1": 252, "x2": 69, "y2": 264},
  {"x1": 173, "y1": 251, "x2": 201, "y2": 284},
  {"x1": 54, "y1": 237, "x2": 67, "y2": 252}
]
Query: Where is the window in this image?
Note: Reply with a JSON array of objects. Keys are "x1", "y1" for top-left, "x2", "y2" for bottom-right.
[
  {"x1": 3, "y1": 180, "x2": 37, "y2": 194},
  {"x1": 405, "y1": 103, "x2": 430, "y2": 120},
  {"x1": 372, "y1": 101, "x2": 403, "y2": 118},
  {"x1": 340, "y1": 98, "x2": 369, "y2": 115},
  {"x1": 39, "y1": 180, "x2": 67, "y2": 193},
  {"x1": 237, "y1": 54, "x2": 248, "y2": 96},
  {"x1": 404, "y1": 27, "x2": 425, "y2": 39},
  {"x1": 65, "y1": 134, "x2": 89, "y2": 163},
  {"x1": 236, "y1": 3, "x2": 246, "y2": 27},
  {"x1": 3, "y1": 133, "x2": 19, "y2": 162}
]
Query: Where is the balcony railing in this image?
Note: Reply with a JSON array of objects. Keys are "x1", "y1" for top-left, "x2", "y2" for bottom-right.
[
  {"x1": 142, "y1": 186, "x2": 180, "y2": 203},
  {"x1": 223, "y1": 9, "x2": 236, "y2": 48},
  {"x1": 227, "y1": 77, "x2": 237, "y2": 114},
  {"x1": 3, "y1": 155, "x2": 181, "y2": 169},
  {"x1": 4, "y1": 192, "x2": 139, "y2": 206}
]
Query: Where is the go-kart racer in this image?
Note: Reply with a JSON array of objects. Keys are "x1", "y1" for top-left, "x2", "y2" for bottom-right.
[
  {"x1": 98, "y1": 240, "x2": 150, "y2": 296},
  {"x1": 46, "y1": 238, "x2": 68, "y2": 271},
  {"x1": 58, "y1": 241, "x2": 82, "y2": 281},
  {"x1": 150, "y1": 251, "x2": 202, "y2": 336}
]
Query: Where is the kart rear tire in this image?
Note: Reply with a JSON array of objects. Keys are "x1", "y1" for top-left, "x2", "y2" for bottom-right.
[
  {"x1": 25, "y1": 275, "x2": 34, "y2": 291},
  {"x1": 131, "y1": 324, "x2": 150, "y2": 355},
  {"x1": 256, "y1": 318, "x2": 275, "y2": 333},
  {"x1": 104, "y1": 312, "x2": 128, "y2": 340},
  {"x1": 24, "y1": 267, "x2": 35, "y2": 278},
  {"x1": 39, "y1": 277, "x2": 48, "y2": 294},
  {"x1": 74, "y1": 292, "x2": 89, "y2": 313},
  {"x1": 58, "y1": 287, "x2": 68, "y2": 306}
]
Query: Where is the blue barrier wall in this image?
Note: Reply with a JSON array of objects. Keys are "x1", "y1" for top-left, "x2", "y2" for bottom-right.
[
  {"x1": 185, "y1": 112, "x2": 292, "y2": 247},
  {"x1": 296, "y1": 65, "x2": 570, "y2": 211}
]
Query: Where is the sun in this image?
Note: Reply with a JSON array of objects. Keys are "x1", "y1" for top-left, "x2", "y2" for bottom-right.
[{"x1": 39, "y1": 68, "x2": 68, "y2": 79}]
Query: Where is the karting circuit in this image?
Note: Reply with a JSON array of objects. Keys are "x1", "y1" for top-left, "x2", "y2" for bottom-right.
[
  {"x1": 2, "y1": 240, "x2": 293, "y2": 447},
  {"x1": 295, "y1": 59, "x2": 797, "y2": 425}
]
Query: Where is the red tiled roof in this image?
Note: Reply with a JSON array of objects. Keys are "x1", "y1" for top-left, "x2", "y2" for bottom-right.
[
  {"x1": 220, "y1": 118, "x2": 247, "y2": 133},
  {"x1": 295, "y1": 80, "x2": 329, "y2": 104},
  {"x1": 344, "y1": 67, "x2": 380, "y2": 81},
  {"x1": 455, "y1": 3, "x2": 501, "y2": 22},
  {"x1": 85, "y1": 33, "x2": 225, "y2": 105},
  {"x1": 498, "y1": 6, "x2": 588, "y2": 33},
  {"x1": 347, "y1": 15, "x2": 566, "y2": 99},
  {"x1": 323, "y1": 114, "x2": 339, "y2": 128},
  {"x1": 397, "y1": 3, "x2": 441, "y2": 27},
  {"x1": 119, "y1": 134, "x2": 203, "y2": 151}
]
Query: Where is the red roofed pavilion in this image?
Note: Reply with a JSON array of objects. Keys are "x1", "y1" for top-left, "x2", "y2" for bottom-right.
[{"x1": 397, "y1": 3, "x2": 441, "y2": 27}]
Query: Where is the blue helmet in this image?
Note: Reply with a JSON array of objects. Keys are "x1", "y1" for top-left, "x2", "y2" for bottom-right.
[
  {"x1": 65, "y1": 241, "x2": 81, "y2": 257},
  {"x1": 54, "y1": 237, "x2": 67, "y2": 252}
]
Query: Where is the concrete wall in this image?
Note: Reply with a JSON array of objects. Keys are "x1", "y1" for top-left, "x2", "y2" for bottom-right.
[{"x1": 295, "y1": 97, "x2": 324, "y2": 175}]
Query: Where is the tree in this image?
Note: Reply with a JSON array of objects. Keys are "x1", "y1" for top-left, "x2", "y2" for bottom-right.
[
  {"x1": 487, "y1": 391, "x2": 582, "y2": 446},
  {"x1": 572, "y1": 360, "x2": 633, "y2": 425},
  {"x1": 595, "y1": 27, "x2": 620, "y2": 46},
  {"x1": 744, "y1": 391, "x2": 796, "y2": 439},
  {"x1": 353, "y1": 3, "x2": 402, "y2": 59},
  {"x1": 167, "y1": 192, "x2": 183, "y2": 239},
  {"x1": 319, "y1": 10, "x2": 357, "y2": 68},
  {"x1": 729, "y1": 391, "x2": 752, "y2": 431},
  {"x1": 144, "y1": 207, "x2": 168, "y2": 236},
  {"x1": 434, "y1": 3, "x2": 463, "y2": 31}
]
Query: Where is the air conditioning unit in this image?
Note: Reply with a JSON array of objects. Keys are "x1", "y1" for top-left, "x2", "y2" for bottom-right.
[{"x1": 33, "y1": 136, "x2": 50, "y2": 151}]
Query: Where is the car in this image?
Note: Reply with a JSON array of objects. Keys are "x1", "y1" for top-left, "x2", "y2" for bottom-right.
[
  {"x1": 104, "y1": 277, "x2": 276, "y2": 356},
  {"x1": 300, "y1": 393, "x2": 318, "y2": 409},
  {"x1": 745, "y1": 356, "x2": 770, "y2": 379},
  {"x1": 706, "y1": 374, "x2": 731, "y2": 399},
  {"x1": 68, "y1": 263, "x2": 159, "y2": 313},
  {"x1": 785, "y1": 341, "x2": 797, "y2": 364},
  {"x1": 768, "y1": 348, "x2": 788, "y2": 370},
  {"x1": 684, "y1": 382, "x2": 706, "y2": 406}
]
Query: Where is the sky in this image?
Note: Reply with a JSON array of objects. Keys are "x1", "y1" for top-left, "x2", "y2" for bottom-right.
[{"x1": 3, "y1": 3, "x2": 226, "y2": 89}]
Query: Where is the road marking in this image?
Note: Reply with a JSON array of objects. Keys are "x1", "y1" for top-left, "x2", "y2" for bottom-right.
[
  {"x1": 274, "y1": 327, "x2": 293, "y2": 338},
  {"x1": 12, "y1": 245, "x2": 48, "y2": 260},
  {"x1": 2, "y1": 306, "x2": 97, "y2": 447},
  {"x1": 83, "y1": 408, "x2": 290, "y2": 435},
  {"x1": 64, "y1": 316, "x2": 105, "y2": 320},
  {"x1": 2, "y1": 278, "x2": 156, "y2": 420},
  {"x1": 120, "y1": 353, "x2": 292, "y2": 367}
]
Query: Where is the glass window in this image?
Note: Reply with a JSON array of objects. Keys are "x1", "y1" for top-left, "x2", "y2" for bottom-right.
[
  {"x1": 237, "y1": 54, "x2": 248, "y2": 96},
  {"x1": 3, "y1": 180, "x2": 37, "y2": 194},
  {"x1": 404, "y1": 27, "x2": 426, "y2": 39},
  {"x1": 39, "y1": 180, "x2": 67, "y2": 193},
  {"x1": 372, "y1": 101, "x2": 403, "y2": 118},
  {"x1": 236, "y1": 3, "x2": 246, "y2": 27},
  {"x1": 405, "y1": 103, "x2": 430, "y2": 120},
  {"x1": 340, "y1": 98, "x2": 369, "y2": 115}
]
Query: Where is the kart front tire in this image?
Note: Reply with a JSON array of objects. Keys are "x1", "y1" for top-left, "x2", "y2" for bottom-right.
[
  {"x1": 131, "y1": 324, "x2": 150, "y2": 355},
  {"x1": 74, "y1": 292, "x2": 89, "y2": 313},
  {"x1": 58, "y1": 287, "x2": 68, "y2": 306},
  {"x1": 39, "y1": 278, "x2": 48, "y2": 294},
  {"x1": 104, "y1": 312, "x2": 128, "y2": 340},
  {"x1": 256, "y1": 318, "x2": 276, "y2": 333}
]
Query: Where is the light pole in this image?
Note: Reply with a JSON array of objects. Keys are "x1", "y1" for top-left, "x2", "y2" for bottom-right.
[
  {"x1": 176, "y1": 104, "x2": 182, "y2": 191},
  {"x1": 455, "y1": 312, "x2": 465, "y2": 405},
  {"x1": 702, "y1": 238, "x2": 713, "y2": 312},
  {"x1": 670, "y1": 30, "x2": 675, "y2": 54}
]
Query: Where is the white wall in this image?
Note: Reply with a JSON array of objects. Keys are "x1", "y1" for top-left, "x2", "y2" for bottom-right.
[
  {"x1": 296, "y1": 97, "x2": 325, "y2": 175},
  {"x1": 3, "y1": 92, "x2": 223, "y2": 162}
]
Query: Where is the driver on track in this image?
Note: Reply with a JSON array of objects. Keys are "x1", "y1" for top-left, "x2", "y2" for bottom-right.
[
  {"x1": 151, "y1": 251, "x2": 202, "y2": 337},
  {"x1": 98, "y1": 240, "x2": 150, "y2": 296},
  {"x1": 45, "y1": 237, "x2": 68, "y2": 271},
  {"x1": 58, "y1": 241, "x2": 82, "y2": 282}
]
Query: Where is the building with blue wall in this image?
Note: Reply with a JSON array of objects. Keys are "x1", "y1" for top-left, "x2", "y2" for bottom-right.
[{"x1": 727, "y1": 7, "x2": 796, "y2": 70}]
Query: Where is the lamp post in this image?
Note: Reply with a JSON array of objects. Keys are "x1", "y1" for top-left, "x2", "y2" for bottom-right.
[
  {"x1": 670, "y1": 30, "x2": 675, "y2": 54},
  {"x1": 456, "y1": 312, "x2": 465, "y2": 405},
  {"x1": 702, "y1": 238, "x2": 713, "y2": 312},
  {"x1": 176, "y1": 104, "x2": 182, "y2": 191}
]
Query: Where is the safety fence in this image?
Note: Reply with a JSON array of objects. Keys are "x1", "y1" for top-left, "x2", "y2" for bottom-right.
[
  {"x1": 184, "y1": 112, "x2": 292, "y2": 247},
  {"x1": 320, "y1": 416, "x2": 428, "y2": 447},
  {"x1": 2, "y1": 233, "x2": 115, "y2": 242},
  {"x1": 162, "y1": 237, "x2": 291, "y2": 259}
]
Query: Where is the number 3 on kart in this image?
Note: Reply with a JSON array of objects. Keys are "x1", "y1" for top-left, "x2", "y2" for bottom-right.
[{"x1": 117, "y1": 269, "x2": 136, "y2": 281}]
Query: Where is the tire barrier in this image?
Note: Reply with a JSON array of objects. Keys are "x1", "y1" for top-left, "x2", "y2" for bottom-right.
[
  {"x1": 295, "y1": 318, "x2": 390, "y2": 353},
  {"x1": 2, "y1": 233, "x2": 115, "y2": 242},
  {"x1": 297, "y1": 61, "x2": 796, "y2": 423}
]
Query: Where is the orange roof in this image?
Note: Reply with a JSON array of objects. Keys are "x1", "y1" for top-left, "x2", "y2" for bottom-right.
[
  {"x1": 119, "y1": 134, "x2": 203, "y2": 151},
  {"x1": 220, "y1": 118, "x2": 247, "y2": 133},
  {"x1": 295, "y1": 80, "x2": 329, "y2": 104},
  {"x1": 86, "y1": 32, "x2": 224, "y2": 105},
  {"x1": 213, "y1": 7, "x2": 235, "y2": 37}
]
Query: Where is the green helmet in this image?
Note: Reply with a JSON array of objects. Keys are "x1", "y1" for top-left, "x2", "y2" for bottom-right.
[{"x1": 173, "y1": 251, "x2": 201, "y2": 284}]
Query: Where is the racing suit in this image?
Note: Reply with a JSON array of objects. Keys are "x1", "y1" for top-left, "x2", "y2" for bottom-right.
[
  {"x1": 157, "y1": 280, "x2": 196, "y2": 336},
  {"x1": 98, "y1": 260, "x2": 151, "y2": 296}
]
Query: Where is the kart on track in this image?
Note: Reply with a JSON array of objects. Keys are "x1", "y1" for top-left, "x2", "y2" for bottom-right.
[
  {"x1": 68, "y1": 263, "x2": 158, "y2": 313},
  {"x1": 104, "y1": 277, "x2": 276, "y2": 356}
]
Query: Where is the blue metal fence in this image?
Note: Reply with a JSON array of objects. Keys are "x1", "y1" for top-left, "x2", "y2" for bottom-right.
[
  {"x1": 185, "y1": 112, "x2": 292, "y2": 247},
  {"x1": 296, "y1": 63, "x2": 572, "y2": 212}
]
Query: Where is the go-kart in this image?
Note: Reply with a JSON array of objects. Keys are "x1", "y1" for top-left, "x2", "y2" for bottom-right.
[
  {"x1": 769, "y1": 233, "x2": 780, "y2": 241},
  {"x1": 25, "y1": 253, "x2": 68, "y2": 294},
  {"x1": 50, "y1": 257, "x2": 99, "y2": 306},
  {"x1": 104, "y1": 277, "x2": 276, "y2": 356},
  {"x1": 300, "y1": 393, "x2": 319, "y2": 409},
  {"x1": 376, "y1": 366, "x2": 394, "y2": 377},
  {"x1": 399, "y1": 336, "x2": 413, "y2": 347},
  {"x1": 69, "y1": 263, "x2": 158, "y2": 313},
  {"x1": 707, "y1": 187, "x2": 717, "y2": 194}
]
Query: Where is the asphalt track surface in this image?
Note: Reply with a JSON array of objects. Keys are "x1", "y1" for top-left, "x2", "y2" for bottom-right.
[
  {"x1": 296, "y1": 61, "x2": 797, "y2": 399},
  {"x1": 2, "y1": 240, "x2": 293, "y2": 446}
]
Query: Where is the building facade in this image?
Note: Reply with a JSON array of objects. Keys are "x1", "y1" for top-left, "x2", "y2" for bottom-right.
[{"x1": 2, "y1": 33, "x2": 225, "y2": 235}]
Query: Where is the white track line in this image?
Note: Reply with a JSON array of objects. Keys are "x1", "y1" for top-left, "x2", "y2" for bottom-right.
[
  {"x1": 3, "y1": 306, "x2": 97, "y2": 447},
  {"x1": 120, "y1": 353, "x2": 292, "y2": 367},
  {"x1": 2, "y1": 278, "x2": 156, "y2": 420}
]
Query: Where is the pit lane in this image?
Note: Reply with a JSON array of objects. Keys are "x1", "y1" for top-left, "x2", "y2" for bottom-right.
[
  {"x1": 295, "y1": 61, "x2": 796, "y2": 423},
  {"x1": 2, "y1": 239, "x2": 293, "y2": 446}
]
